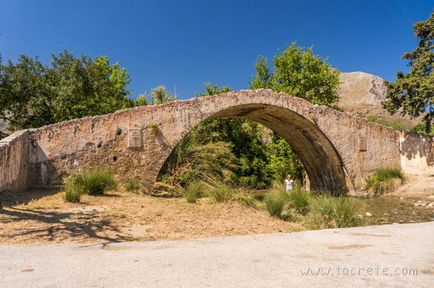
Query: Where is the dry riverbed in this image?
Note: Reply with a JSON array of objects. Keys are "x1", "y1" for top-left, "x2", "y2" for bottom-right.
[
  {"x1": 1, "y1": 188, "x2": 433, "y2": 244},
  {"x1": 0, "y1": 190, "x2": 302, "y2": 244}
]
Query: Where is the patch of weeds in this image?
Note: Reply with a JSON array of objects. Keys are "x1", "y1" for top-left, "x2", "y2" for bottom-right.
[
  {"x1": 124, "y1": 178, "x2": 141, "y2": 193},
  {"x1": 62, "y1": 168, "x2": 117, "y2": 199},
  {"x1": 264, "y1": 189, "x2": 290, "y2": 218},
  {"x1": 183, "y1": 182, "x2": 203, "y2": 203},
  {"x1": 366, "y1": 168, "x2": 405, "y2": 194},
  {"x1": 149, "y1": 124, "x2": 159, "y2": 137},
  {"x1": 233, "y1": 189, "x2": 257, "y2": 208},
  {"x1": 63, "y1": 174, "x2": 83, "y2": 203},
  {"x1": 287, "y1": 189, "x2": 311, "y2": 215},
  {"x1": 308, "y1": 195, "x2": 363, "y2": 228},
  {"x1": 206, "y1": 183, "x2": 233, "y2": 203},
  {"x1": 63, "y1": 175, "x2": 82, "y2": 203}
]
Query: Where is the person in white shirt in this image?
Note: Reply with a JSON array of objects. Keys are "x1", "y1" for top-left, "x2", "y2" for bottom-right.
[{"x1": 284, "y1": 174, "x2": 294, "y2": 192}]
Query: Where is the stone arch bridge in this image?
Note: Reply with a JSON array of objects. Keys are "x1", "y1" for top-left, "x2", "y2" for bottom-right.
[{"x1": 1, "y1": 89, "x2": 433, "y2": 195}]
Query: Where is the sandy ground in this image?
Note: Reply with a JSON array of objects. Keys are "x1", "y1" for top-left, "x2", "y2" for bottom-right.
[
  {"x1": 0, "y1": 222, "x2": 433, "y2": 288},
  {"x1": 0, "y1": 190, "x2": 301, "y2": 244},
  {"x1": 395, "y1": 174, "x2": 434, "y2": 199}
]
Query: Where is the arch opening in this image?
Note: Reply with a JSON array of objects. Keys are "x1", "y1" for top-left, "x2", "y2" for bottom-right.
[{"x1": 157, "y1": 103, "x2": 348, "y2": 194}]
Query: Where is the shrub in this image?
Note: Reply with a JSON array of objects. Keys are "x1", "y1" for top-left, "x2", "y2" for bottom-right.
[
  {"x1": 288, "y1": 189, "x2": 311, "y2": 215},
  {"x1": 63, "y1": 168, "x2": 117, "y2": 197},
  {"x1": 366, "y1": 168, "x2": 405, "y2": 194},
  {"x1": 63, "y1": 175, "x2": 82, "y2": 203},
  {"x1": 159, "y1": 140, "x2": 238, "y2": 188},
  {"x1": 63, "y1": 189, "x2": 81, "y2": 203},
  {"x1": 411, "y1": 123, "x2": 434, "y2": 136},
  {"x1": 264, "y1": 189, "x2": 289, "y2": 218},
  {"x1": 309, "y1": 195, "x2": 362, "y2": 228},
  {"x1": 183, "y1": 182, "x2": 203, "y2": 203},
  {"x1": 206, "y1": 183, "x2": 233, "y2": 202},
  {"x1": 124, "y1": 178, "x2": 140, "y2": 192},
  {"x1": 79, "y1": 168, "x2": 117, "y2": 196}
]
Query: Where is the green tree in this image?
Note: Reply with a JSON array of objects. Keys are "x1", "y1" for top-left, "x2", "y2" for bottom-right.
[
  {"x1": 0, "y1": 50, "x2": 131, "y2": 132},
  {"x1": 383, "y1": 13, "x2": 434, "y2": 133},
  {"x1": 265, "y1": 134, "x2": 303, "y2": 182},
  {"x1": 250, "y1": 56, "x2": 272, "y2": 89},
  {"x1": 250, "y1": 42, "x2": 340, "y2": 106},
  {"x1": 249, "y1": 42, "x2": 339, "y2": 185}
]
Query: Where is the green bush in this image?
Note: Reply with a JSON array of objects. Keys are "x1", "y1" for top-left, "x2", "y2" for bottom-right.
[
  {"x1": 80, "y1": 168, "x2": 116, "y2": 195},
  {"x1": 206, "y1": 183, "x2": 233, "y2": 202},
  {"x1": 411, "y1": 123, "x2": 434, "y2": 136},
  {"x1": 64, "y1": 189, "x2": 81, "y2": 203},
  {"x1": 309, "y1": 195, "x2": 362, "y2": 228},
  {"x1": 288, "y1": 189, "x2": 311, "y2": 215},
  {"x1": 63, "y1": 175, "x2": 82, "y2": 203},
  {"x1": 183, "y1": 182, "x2": 203, "y2": 203},
  {"x1": 366, "y1": 168, "x2": 404, "y2": 194},
  {"x1": 63, "y1": 168, "x2": 117, "y2": 197},
  {"x1": 124, "y1": 178, "x2": 140, "y2": 192},
  {"x1": 264, "y1": 189, "x2": 289, "y2": 218}
]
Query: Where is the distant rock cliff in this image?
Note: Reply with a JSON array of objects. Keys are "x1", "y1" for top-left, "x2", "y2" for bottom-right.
[{"x1": 337, "y1": 72, "x2": 418, "y2": 130}]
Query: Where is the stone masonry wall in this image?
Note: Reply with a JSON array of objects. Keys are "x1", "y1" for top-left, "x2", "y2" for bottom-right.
[
  {"x1": 0, "y1": 130, "x2": 30, "y2": 193},
  {"x1": 400, "y1": 132, "x2": 434, "y2": 175},
  {"x1": 25, "y1": 90, "x2": 404, "y2": 194}
]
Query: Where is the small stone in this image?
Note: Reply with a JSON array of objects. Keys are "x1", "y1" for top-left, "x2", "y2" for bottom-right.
[{"x1": 365, "y1": 212, "x2": 373, "y2": 217}]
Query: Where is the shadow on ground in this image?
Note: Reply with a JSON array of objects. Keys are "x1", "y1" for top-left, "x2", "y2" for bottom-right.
[
  {"x1": 0, "y1": 188, "x2": 60, "y2": 207},
  {"x1": 0, "y1": 206, "x2": 133, "y2": 243}
]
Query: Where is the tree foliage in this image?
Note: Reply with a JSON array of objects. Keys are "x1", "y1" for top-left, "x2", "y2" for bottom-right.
[
  {"x1": 249, "y1": 42, "x2": 340, "y2": 186},
  {"x1": 250, "y1": 42, "x2": 340, "y2": 106},
  {"x1": 383, "y1": 13, "x2": 434, "y2": 133},
  {"x1": 0, "y1": 50, "x2": 131, "y2": 132}
]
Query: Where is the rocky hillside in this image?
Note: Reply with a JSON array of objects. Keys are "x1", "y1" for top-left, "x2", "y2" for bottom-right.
[{"x1": 337, "y1": 72, "x2": 418, "y2": 130}]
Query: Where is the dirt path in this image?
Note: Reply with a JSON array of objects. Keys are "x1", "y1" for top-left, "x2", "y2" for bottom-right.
[{"x1": 1, "y1": 222, "x2": 433, "y2": 288}]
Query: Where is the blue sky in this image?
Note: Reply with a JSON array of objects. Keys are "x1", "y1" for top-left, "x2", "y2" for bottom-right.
[{"x1": 0, "y1": 0, "x2": 432, "y2": 99}]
